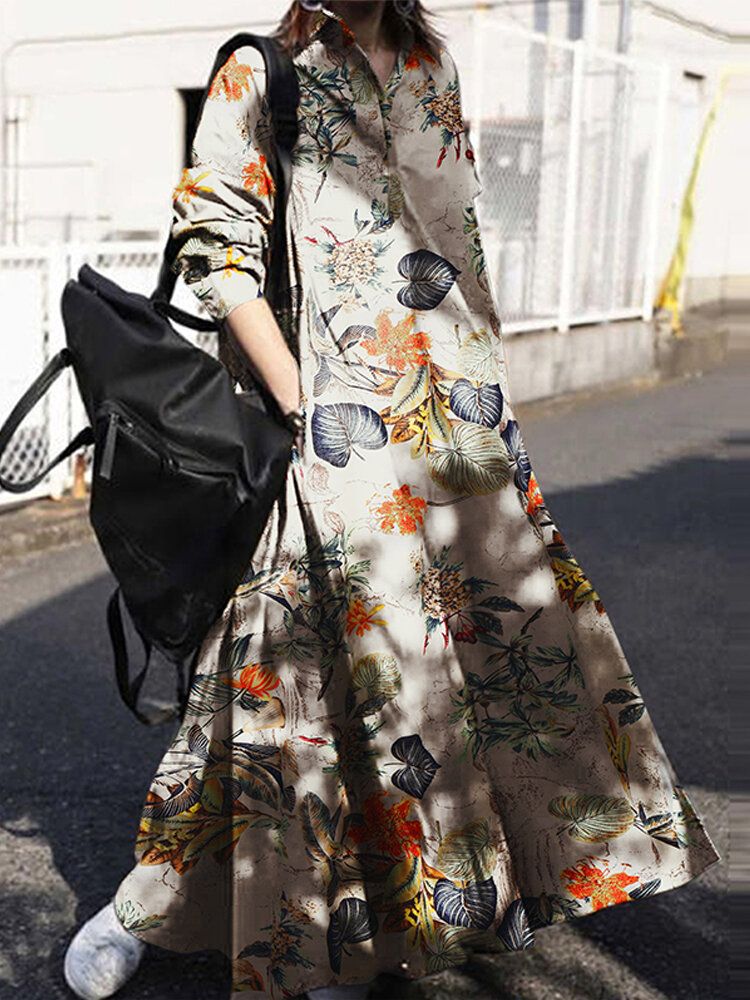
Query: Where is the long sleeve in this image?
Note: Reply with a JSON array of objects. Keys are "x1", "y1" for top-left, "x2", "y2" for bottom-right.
[
  {"x1": 442, "y1": 49, "x2": 484, "y2": 202},
  {"x1": 169, "y1": 46, "x2": 277, "y2": 324},
  {"x1": 436, "y1": 48, "x2": 503, "y2": 342}
]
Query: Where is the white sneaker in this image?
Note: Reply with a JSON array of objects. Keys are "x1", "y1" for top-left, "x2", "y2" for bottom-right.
[{"x1": 64, "y1": 900, "x2": 146, "y2": 999}]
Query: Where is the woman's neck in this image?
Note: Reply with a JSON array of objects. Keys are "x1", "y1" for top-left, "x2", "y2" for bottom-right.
[{"x1": 328, "y1": 1, "x2": 391, "y2": 51}]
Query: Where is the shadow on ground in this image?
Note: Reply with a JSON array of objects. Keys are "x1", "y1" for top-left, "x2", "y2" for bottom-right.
[{"x1": 0, "y1": 439, "x2": 734, "y2": 999}]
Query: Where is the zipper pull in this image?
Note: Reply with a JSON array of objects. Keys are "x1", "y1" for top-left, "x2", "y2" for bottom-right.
[{"x1": 99, "y1": 412, "x2": 119, "y2": 480}]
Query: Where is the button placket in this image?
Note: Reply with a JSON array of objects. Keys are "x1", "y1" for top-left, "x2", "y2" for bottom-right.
[
  {"x1": 321, "y1": 11, "x2": 411, "y2": 223},
  {"x1": 353, "y1": 43, "x2": 407, "y2": 221}
]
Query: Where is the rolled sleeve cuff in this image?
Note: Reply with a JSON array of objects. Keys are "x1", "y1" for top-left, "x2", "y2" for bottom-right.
[{"x1": 193, "y1": 269, "x2": 265, "y2": 323}]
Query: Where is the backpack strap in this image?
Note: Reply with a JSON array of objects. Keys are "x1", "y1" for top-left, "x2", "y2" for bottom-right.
[
  {"x1": 0, "y1": 347, "x2": 94, "y2": 493},
  {"x1": 150, "y1": 32, "x2": 300, "y2": 329},
  {"x1": 107, "y1": 586, "x2": 200, "y2": 726}
]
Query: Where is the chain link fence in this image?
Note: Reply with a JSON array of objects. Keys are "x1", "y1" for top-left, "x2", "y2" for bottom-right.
[{"x1": 466, "y1": 18, "x2": 669, "y2": 332}]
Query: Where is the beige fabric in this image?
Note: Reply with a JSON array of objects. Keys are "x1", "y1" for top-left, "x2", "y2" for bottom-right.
[{"x1": 115, "y1": 9, "x2": 720, "y2": 997}]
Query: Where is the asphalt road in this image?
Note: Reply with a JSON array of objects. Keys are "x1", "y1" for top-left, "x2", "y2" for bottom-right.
[{"x1": 0, "y1": 352, "x2": 740, "y2": 1000}]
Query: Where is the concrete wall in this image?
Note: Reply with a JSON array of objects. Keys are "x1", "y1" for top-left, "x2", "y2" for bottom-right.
[{"x1": 503, "y1": 318, "x2": 658, "y2": 403}]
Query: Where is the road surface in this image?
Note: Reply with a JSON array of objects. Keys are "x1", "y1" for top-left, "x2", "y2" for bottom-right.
[{"x1": 0, "y1": 353, "x2": 738, "y2": 1000}]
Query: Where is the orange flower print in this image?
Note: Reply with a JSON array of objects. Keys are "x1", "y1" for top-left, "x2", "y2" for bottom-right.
[
  {"x1": 346, "y1": 598, "x2": 386, "y2": 637},
  {"x1": 525, "y1": 471, "x2": 545, "y2": 518},
  {"x1": 222, "y1": 247, "x2": 246, "y2": 277},
  {"x1": 228, "y1": 663, "x2": 281, "y2": 700},
  {"x1": 209, "y1": 54, "x2": 255, "y2": 102},
  {"x1": 173, "y1": 168, "x2": 213, "y2": 205},
  {"x1": 347, "y1": 792, "x2": 424, "y2": 858},
  {"x1": 362, "y1": 311, "x2": 431, "y2": 372},
  {"x1": 405, "y1": 44, "x2": 439, "y2": 71},
  {"x1": 375, "y1": 484, "x2": 427, "y2": 535},
  {"x1": 242, "y1": 154, "x2": 276, "y2": 198},
  {"x1": 560, "y1": 859, "x2": 640, "y2": 911},
  {"x1": 339, "y1": 20, "x2": 358, "y2": 47}
]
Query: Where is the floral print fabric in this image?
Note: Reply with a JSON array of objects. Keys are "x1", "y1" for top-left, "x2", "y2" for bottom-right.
[{"x1": 115, "y1": 9, "x2": 720, "y2": 997}]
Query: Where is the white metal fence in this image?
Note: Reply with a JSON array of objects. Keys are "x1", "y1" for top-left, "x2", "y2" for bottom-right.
[
  {"x1": 0, "y1": 243, "x2": 215, "y2": 508},
  {"x1": 469, "y1": 21, "x2": 669, "y2": 332},
  {"x1": 0, "y1": 246, "x2": 70, "y2": 506},
  {"x1": 0, "y1": 23, "x2": 669, "y2": 506}
]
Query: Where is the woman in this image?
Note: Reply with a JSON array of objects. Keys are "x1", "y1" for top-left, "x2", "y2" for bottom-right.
[{"x1": 64, "y1": 3, "x2": 721, "y2": 999}]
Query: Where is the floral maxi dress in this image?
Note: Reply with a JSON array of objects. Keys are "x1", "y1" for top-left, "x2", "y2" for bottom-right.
[{"x1": 115, "y1": 10, "x2": 721, "y2": 996}]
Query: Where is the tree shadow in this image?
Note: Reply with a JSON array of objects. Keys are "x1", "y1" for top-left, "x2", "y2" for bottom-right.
[{"x1": 0, "y1": 434, "x2": 734, "y2": 998}]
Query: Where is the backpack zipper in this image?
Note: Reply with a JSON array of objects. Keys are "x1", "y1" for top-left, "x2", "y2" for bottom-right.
[
  {"x1": 98, "y1": 404, "x2": 179, "y2": 480},
  {"x1": 96, "y1": 400, "x2": 257, "y2": 483},
  {"x1": 99, "y1": 411, "x2": 120, "y2": 480}
]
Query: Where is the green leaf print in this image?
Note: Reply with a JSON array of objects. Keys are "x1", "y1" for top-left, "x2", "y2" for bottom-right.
[
  {"x1": 427, "y1": 422, "x2": 511, "y2": 494},
  {"x1": 603, "y1": 685, "x2": 647, "y2": 726},
  {"x1": 451, "y1": 608, "x2": 585, "y2": 760},
  {"x1": 390, "y1": 366, "x2": 430, "y2": 416},
  {"x1": 378, "y1": 853, "x2": 422, "y2": 908},
  {"x1": 548, "y1": 794, "x2": 636, "y2": 842},
  {"x1": 181, "y1": 814, "x2": 252, "y2": 865},
  {"x1": 436, "y1": 818, "x2": 498, "y2": 883},
  {"x1": 463, "y1": 204, "x2": 487, "y2": 284},
  {"x1": 456, "y1": 328, "x2": 504, "y2": 385},
  {"x1": 115, "y1": 899, "x2": 165, "y2": 934},
  {"x1": 422, "y1": 924, "x2": 481, "y2": 974},
  {"x1": 351, "y1": 651, "x2": 402, "y2": 700}
]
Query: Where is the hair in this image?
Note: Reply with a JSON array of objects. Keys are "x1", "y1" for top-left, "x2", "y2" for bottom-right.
[{"x1": 272, "y1": 2, "x2": 446, "y2": 61}]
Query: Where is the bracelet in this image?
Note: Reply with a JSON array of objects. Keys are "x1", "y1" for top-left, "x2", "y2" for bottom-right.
[{"x1": 283, "y1": 408, "x2": 305, "y2": 434}]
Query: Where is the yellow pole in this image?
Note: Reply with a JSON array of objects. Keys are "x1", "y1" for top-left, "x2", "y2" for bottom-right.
[{"x1": 655, "y1": 66, "x2": 748, "y2": 336}]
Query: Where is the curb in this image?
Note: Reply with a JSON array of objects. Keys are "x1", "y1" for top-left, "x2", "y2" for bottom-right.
[
  {"x1": 516, "y1": 318, "x2": 731, "y2": 420},
  {"x1": 0, "y1": 495, "x2": 93, "y2": 564},
  {"x1": 655, "y1": 315, "x2": 732, "y2": 380}
]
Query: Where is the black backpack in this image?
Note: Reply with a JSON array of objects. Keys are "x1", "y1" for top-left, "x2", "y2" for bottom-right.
[{"x1": 0, "y1": 33, "x2": 301, "y2": 724}]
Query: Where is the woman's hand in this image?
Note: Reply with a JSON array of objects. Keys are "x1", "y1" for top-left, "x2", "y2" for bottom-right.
[{"x1": 224, "y1": 296, "x2": 305, "y2": 455}]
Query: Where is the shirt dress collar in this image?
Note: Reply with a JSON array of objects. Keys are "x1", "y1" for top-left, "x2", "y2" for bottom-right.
[{"x1": 303, "y1": 5, "x2": 416, "y2": 91}]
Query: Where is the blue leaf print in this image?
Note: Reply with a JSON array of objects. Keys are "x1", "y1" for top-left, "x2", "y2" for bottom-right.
[
  {"x1": 433, "y1": 877, "x2": 497, "y2": 929},
  {"x1": 389, "y1": 734, "x2": 441, "y2": 799},
  {"x1": 629, "y1": 877, "x2": 662, "y2": 899},
  {"x1": 449, "y1": 379, "x2": 504, "y2": 427},
  {"x1": 312, "y1": 402, "x2": 388, "y2": 468},
  {"x1": 327, "y1": 897, "x2": 379, "y2": 973},
  {"x1": 496, "y1": 897, "x2": 535, "y2": 950},
  {"x1": 500, "y1": 418, "x2": 532, "y2": 492},
  {"x1": 397, "y1": 249, "x2": 460, "y2": 310}
]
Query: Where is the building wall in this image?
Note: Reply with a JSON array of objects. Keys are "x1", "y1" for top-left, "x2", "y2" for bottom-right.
[{"x1": 0, "y1": 1, "x2": 746, "y2": 307}]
